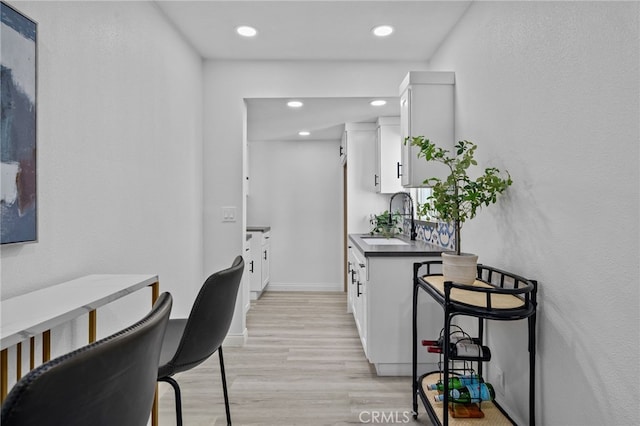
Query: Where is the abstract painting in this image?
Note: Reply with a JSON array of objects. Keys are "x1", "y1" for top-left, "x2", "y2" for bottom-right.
[{"x1": 1, "y1": 2, "x2": 37, "y2": 244}]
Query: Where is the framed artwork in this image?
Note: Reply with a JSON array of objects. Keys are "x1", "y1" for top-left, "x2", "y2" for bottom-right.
[{"x1": 1, "y1": 2, "x2": 37, "y2": 244}]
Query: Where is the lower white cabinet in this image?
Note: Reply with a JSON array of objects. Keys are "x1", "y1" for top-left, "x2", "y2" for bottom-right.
[
  {"x1": 243, "y1": 239, "x2": 252, "y2": 314},
  {"x1": 348, "y1": 240, "x2": 443, "y2": 376},
  {"x1": 261, "y1": 237, "x2": 270, "y2": 289},
  {"x1": 349, "y1": 246, "x2": 368, "y2": 355},
  {"x1": 248, "y1": 230, "x2": 271, "y2": 299}
]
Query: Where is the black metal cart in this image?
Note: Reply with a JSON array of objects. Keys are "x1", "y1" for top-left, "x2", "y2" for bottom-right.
[{"x1": 411, "y1": 261, "x2": 538, "y2": 425}]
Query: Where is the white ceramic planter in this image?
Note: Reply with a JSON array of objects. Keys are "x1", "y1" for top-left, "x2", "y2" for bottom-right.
[{"x1": 441, "y1": 252, "x2": 478, "y2": 285}]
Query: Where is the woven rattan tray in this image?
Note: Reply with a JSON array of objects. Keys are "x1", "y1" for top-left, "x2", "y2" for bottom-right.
[
  {"x1": 421, "y1": 372, "x2": 515, "y2": 425},
  {"x1": 421, "y1": 276, "x2": 525, "y2": 309}
]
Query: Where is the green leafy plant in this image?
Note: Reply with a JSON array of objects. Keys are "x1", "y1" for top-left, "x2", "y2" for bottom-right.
[
  {"x1": 408, "y1": 137, "x2": 513, "y2": 255},
  {"x1": 369, "y1": 210, "x2": 403, "y2": 238}
]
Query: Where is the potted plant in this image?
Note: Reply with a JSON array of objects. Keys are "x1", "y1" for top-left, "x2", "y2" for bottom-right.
[
  {"x1": 369, "y1": 210, "x2": 403, "y2": 238},
  {"x1": 408, "y1": 137, "x2": 513, "y2": 284}
]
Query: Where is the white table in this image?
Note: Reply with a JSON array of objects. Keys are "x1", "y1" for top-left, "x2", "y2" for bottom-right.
[{"x1": 0, "y1": 274, "x2": 160, "y2": 421}]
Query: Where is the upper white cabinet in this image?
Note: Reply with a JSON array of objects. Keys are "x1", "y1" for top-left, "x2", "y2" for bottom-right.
[
  {"x1": 339, "y1": 129, "x2": 347, "y2": 164},
  {"x1": 375, "y1": 117, "x2": 403, "y2": 194},
  {"x1": 344, "y1": 123, "x2": 388, "y2": 233},
  {"x1": 399, "y1": 71, "x2": 455, "y2": 187}
]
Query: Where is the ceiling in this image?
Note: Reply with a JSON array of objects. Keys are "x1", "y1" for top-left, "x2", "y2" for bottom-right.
[
  {"x1": 156, "y1": 1, "x2": 471, "y2": 62},
  {"x1": 156, "y1": 0, "x2": 471, "y2": 141},
  {"x1": 246, "y1": 97, "x2": 400, "y2": 141}
]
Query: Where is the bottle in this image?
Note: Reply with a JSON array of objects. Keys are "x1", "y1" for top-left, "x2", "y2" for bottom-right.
[
  {"x1": 426, "y1": 374, "x2": 483, "y2": 391},
  {"x1": 422, "y1": 331, "x2": 471, "y2": 348},
  {"x1": 422, "y1": 332, "x2": 475, "y2": 353},
  {"x1": 454, "y1": 341, "x2": 491, "y2": 360},
  {"x1": 434, "y1": 383, "x2": 495, "y2": 403},
  {"x1": 423, "y1": 339, "x2": 491, "y2": 361}
]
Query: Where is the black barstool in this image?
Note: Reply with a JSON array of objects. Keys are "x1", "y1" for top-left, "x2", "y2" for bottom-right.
[{"x1": 157, "y1": 256, "x2": 244, "y2": 426}]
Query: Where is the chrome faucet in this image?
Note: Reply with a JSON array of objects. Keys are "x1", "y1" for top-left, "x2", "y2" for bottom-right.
[{"x1": 389, "y1": 192, "x2": 417, "y2": 241}]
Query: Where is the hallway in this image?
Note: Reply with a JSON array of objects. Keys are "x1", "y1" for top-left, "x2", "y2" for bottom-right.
[{"x1": 158, "y1": 291, "x2": 428, "y2": 425}]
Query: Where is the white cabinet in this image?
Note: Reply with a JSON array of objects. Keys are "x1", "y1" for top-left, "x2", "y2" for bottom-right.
[
  {"x1": 229, "y1": 236, "x2": 252, "y2": 340},
  {"x1": 375, "y1": 116, "x2": 403, "y2": 194},
  {"x1": 261, "y1": 236, "x2": 270, "y2": 288},
  {"x1": 245, "y1": 141, "x2": 251, "y2": 196},
  {"x1": 348, "y1": 238, "x2": 443, "y2": 376},
  {"x1": 399, "y1": 71, "x2": 455, "y2": 187},
  {"x1": 339, "y1": 130, "x2": 347, "y2": 164},
  {"x1": 349, "y1": 246, "x2": 368, "y2": 355},
  {"x1": 248, "y1": 229, "x2": 271, "y2": 299},
  {"x1": 243, "y1": 238, "x2": 252, "y2": 314},
  {"x1": 347, "y1": 247, "x2": 356, "y2": 314},
  {"x1": 344, "y1": 123, "x2": 389, "y2": 233}
]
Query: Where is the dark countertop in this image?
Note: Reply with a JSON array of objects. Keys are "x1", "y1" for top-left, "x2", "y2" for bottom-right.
[
  {"x1": 247, "y1": 226, "x2": 271, "y2": 233},
  {"x1": 349, "y1": 234, "x2": 444, "y2": 257}
]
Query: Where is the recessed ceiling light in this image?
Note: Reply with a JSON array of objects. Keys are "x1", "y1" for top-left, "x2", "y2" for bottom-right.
[
  {"x1": 236, "y1": 26, "x2": 257, "y2": 37},
  {"x1": 287, "y1": 100, "x2": 303, "y2": 108},
  {"x1": 372, "y1": 25, "x2": 394, "y2": 37},
  {"x1": 298, "y1": 131, "x2": 310, "y2": 136},
  {"x1": 370, "y1": 99, "x2": 387, "y2": 106}
]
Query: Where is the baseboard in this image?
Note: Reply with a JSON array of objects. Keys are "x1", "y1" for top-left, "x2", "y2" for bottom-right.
[
  {"x1": 223, "y1": 328, "x2": 248, "y2": 347},
  {"x1": 265, "y1": 282, "x2": 343, "y2": 292}
]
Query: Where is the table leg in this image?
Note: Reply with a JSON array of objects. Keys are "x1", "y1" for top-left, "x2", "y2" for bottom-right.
[
  {"x1": 30, "y1": 337, "x2": 35, "y2": 369},
  {"x1": 150, "y1": 280, "x2": 160, "y2": 426},
  {"x1": 152, "y1": 383, "x2": 159, "y2": 426},
  {"x1": 150, "y1": 281, "x2": 159, "y2": 304},
  {"x1": 89, "y1": 310, "x2": 97, "y2": 343},
  {"x1": 43, "y1": 330, "x2": 51, "y2": 362},
  {"x1": 1, "y1": 349, "x2": 7, "y2": 401},
  {"x1": 16, "y1": 343, "x2": 22, "y2": 380}
]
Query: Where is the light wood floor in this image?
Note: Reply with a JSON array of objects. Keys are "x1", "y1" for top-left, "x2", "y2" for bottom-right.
[{"x1": 158, "y1": 291, "x2": 432, "y2": 425}]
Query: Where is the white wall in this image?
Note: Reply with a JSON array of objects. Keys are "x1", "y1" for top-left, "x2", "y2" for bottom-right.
[
  {"x1": 0, "y1": 0, "x2": 204, "y2": 362},
  {"x1": 429, "y1": 2, "x2": 639, "y2": 424},
  {"x1": 248, "y1": 139, "x2": 343, "y2": 291},
  {"x1": 202, "y1": 60, "x2": 427, "y2": 292}
]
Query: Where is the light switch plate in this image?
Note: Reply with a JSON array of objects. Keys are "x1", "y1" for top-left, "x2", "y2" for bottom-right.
[{"x1": 222, "y1": 206, "x2": 236, "y2": 222}]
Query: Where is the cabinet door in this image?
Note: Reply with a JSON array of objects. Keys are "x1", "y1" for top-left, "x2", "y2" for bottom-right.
[
  {"x1": 351, "y1": 248, "x2": 368, "y2": 356},
  {"x1": 355, "y1": 263, "x2": 367, "y2": 356},
  {"x1": 261, "y1": 241, "x2": 270, "y2": 290},
  {"x1": 400, "y1": 89, "x2": 412, "y2": 187},
  {"x1": 366, "y1": 256, "x2": 443, "y2": 373},
  {"x1": 345, "y1": 123, "x2": 388, "y2": 233},
  {"x1": 400, "y1": 74, "x2": 455, "y2": 187},
  {"x1": 347, "y1": 246, "x2": 361, "y2": 314},
  {"x1": 374, "y1": 126, "x2": 382, "y2": 192},
  {"x1": 243, "y1": 244, "x2": 252, "y2": 313},
  {"x1": 347, "y1": 246, "x2": 356, "y2": 313},
  {"x1": 376, "y1": 117, "x2": 402, "y2": 194},
  {"x1": 249, "y1": 236, "x2": 263, "y2": 292},
  {"x1": 340, "y1": 130, "x2": 347, "y2": 164}
]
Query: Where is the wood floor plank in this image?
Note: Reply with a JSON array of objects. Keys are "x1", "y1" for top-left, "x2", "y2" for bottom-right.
[{"x1": 158, "y1": 291, "x2": 431, "y2": 425}]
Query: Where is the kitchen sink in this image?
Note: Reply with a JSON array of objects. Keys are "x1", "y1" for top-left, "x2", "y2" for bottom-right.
[{"x1": 362, "y1": 237, "x2": 409, "y2": 246}]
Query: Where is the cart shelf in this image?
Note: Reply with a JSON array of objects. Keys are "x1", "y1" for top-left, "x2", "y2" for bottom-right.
[
  {"x1": 412, "y1": 262, "x2": 538, "y2": 426},
  {"x1": 418, "y1": 371, "x2": 515, "y2": 426}
]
